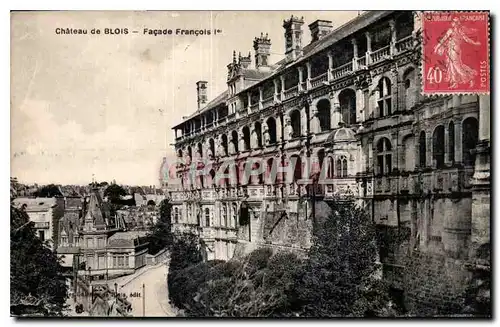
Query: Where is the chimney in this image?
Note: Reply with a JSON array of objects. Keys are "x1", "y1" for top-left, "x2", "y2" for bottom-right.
[
  {"x1": 239, "y1": 51, "x2": 251, "y2": 69},
  {"x1": 253, "y1": 32, "x2": 271, "y2": 69},
  {"x1": 283, "y1": 15, "x2": 305, "y2": 61},
  {"x1": 309, "y1": 20, "x2": 333, "y2": 42},
  {"x1": 196, "y1": 81, "x2": 208, "y2": 110}
]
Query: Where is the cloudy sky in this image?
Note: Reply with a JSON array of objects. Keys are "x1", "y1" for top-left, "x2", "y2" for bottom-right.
[{"x1": 11, "y1": 10, "x2": 358, "y2": 186}]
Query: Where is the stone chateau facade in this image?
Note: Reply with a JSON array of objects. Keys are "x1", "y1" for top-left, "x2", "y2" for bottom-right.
[{"x1": 169, "y1": 11, "x2": 490, "y2": 311}]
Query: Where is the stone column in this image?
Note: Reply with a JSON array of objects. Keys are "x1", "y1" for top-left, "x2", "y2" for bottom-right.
[
  {"x1": 327, "y1": 51, "x2": 334, "y2": 81},
  {"x1": 365, "y1": 31, "x2": 372, "y2": 65},
  {"x1": 310, "y1": 103, "x2": 320, "y2": 134},
  {"x1": 247, "y1": 92, "x2": 252, "y2": 111},
  {"x1": 389, "y1": 19, "x2": 397, "y2": 55},
  {"x1": 454, "y1": 118, "x2": 463, "y2": 163},
  {"x1": 238, "y1": 128, "x2": 246, "y2": 152},
  {"x1": 298, "y1": 66, "x2": 304, "y2": 91},
  {"x1": 426, "y1": 132, "x2": 433, "y2": 167},
  {"x1": 259, "y1": 87, "x2": 263, "y2": 109},
  {"x1": 306, "y1": 62, "x2": 312, "y2": 90},
  {"x1": 351, "y1": 38, "x2": 358, "y2": 70},
  {"x1": 280, "y1": 75, "x2": 285, "y2": 99},
  {"x1": 444, "y1": 124, "x2": 450, "y2": 166},
  {"x1": 355, "y1": 88, "x2": 364, "y2": 123},
  {"x1": 250, "y1": 124, "x2": 257, "y2": 149},
  {"x1": 273, "y1": 79, "x2": 279, "y2": 102}
]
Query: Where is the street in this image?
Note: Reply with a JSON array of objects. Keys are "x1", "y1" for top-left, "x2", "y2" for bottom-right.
[{"x1": 109, "y1": 263, "x2": 176, "y2": 317}]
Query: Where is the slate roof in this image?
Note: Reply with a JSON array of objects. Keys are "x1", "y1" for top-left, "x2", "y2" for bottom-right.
[
  {"x1": 12, "y1": 197, "x2": 57, "y2": 212},
  {"x1": 107, "y1": 231, "x2": 149, "y2": 249},
  {"x1": 174, "y1": 11, "x2": 393, "y2": 129}
]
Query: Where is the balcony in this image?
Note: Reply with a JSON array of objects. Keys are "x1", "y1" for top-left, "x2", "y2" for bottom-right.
[
  {"x1": 34, "y1": 221, "x2": 50, "y2": 229},
  {"x1": 323, "y1": 178, "x2": 358, "y2": 197},
  {"x1": 356, "y1": 56, "x2": 367, "y2": 69},
  {"x1": 283, "y1": 85, "x2": 299, "y2": 100},
  {"x1": 247, "y1": 185, "x2": 265, "y2": 199},
  {"x1": 200, "y1": 227, "x2": 216, "y2": 239},
  {"x1": 215, "y1": 227, "x2": 238, "y2": 241},
  {"x1": 395, "y1": 35, "x2": 413, "y2": 53},
  {"x1": 310, "y1": 73, "x2": 328, "y2": 89},
  {"x1": 332, "y1": 61, "x2": 353, "y2": 80},
  {"x1": 261, "y1": 95, "x2": 274, "y2": 109},
  {"x1": 370, "y1": 45, "x2": 391, "y2": 64}
]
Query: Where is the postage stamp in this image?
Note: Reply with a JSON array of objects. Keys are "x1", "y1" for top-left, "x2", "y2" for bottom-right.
[{"x1": 422, "y1": 11, "x2": 490, "y2": 95}]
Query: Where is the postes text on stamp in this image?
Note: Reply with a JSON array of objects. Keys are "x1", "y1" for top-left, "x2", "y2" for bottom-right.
[{"x1": 422, "y1": 11, "x2": 489, "y2": 95}]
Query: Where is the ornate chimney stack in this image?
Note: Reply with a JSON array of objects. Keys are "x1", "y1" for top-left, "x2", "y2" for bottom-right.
[
  {"x1": 253, "y1": 32, "x2": 271, "y2": 69},
  {"x1": 309, "y1": 19, "x2": 333, "y2": 42},
  {"x1": 283, "y1": 15, "x2": 305, "y2": 61},
  {"x1": 239, "y1": 51, "x2": 252, "y2": 69},
  {"x1": 196, "y1": 81, "x2": 208, "y2": 110}
]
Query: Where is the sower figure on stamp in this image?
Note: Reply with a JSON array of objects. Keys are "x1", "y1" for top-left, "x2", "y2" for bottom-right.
[{"x1": 433, "y1": 17, "x2": 481, "y2": 89}]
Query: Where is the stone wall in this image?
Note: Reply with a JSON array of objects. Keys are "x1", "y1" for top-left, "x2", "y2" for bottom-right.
[{"x1": 403, "y1": 250, "x2": 471, "y2": 316}]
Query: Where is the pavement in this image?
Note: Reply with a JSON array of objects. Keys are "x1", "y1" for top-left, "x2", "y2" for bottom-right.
[{"x1": 112, "y1": 263, "x2": 176, "y2": 317}]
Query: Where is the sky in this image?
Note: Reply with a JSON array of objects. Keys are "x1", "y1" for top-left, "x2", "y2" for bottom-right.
[{"x1": 11, "y1": 10, "x2": 358, "y2": 186}]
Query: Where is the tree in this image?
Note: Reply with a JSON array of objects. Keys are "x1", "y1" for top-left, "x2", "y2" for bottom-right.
[
  {"x1": 147, "y1": 199, "x2": 173, "y2": 254},
  {"x1": 34, "y1": 184, "x2": 63, "y2": 198},
  {"x1": 104, "y1": 184, "x2": 127, "y2": 202},
  {"x1": 294, "y1": 198, "x2": 395, "y2": 317},
  {"x1": 10, "y1": 206, "x2": 68, "y2": 316}
]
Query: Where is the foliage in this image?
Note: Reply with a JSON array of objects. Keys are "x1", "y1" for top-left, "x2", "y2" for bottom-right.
[
  {"x1": 34, "y1": 184, "x2": 63, "y2": 198},
  {"x1": 147, "y1": 199, "x2": 174, "y2": 254},
  {"x1": 170, "y1": 248, "x2": 304, "y2": 317},
  {"x1": 104, "y1": 184, "x2": 127, "y2": 201},
  {"x1": 10, "y1": 206, "x2": 68, "y2": 316},
  {"x1": 294, "y1": 199, "x2": 396, "y2": 317}
]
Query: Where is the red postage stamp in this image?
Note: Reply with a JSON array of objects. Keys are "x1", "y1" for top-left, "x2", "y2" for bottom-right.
[{"x1": 422, "y1": 11, "x2": 490, "y2": 95}]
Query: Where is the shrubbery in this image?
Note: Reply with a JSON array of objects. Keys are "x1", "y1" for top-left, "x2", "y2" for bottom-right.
[{"x1": 167, "y1": 199, "x2": 399, "y2": 317}]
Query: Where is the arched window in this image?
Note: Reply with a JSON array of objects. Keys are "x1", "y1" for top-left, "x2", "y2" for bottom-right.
[
  {"x1": 242, "y1": 126, "x2": 251, "y2": 151},
  {"x1": 197, "y1": 143, "x2": 203, "y2": 158},
  {"x1": 266, "y1": 158, "x2": 276, "y2": 184},
  {"x1": 209, "y1": 139, "x2": 215, "y2": 159},
  {"x1": 231, "y1": 130, "x2": 239, "y2": 153},
  {"x1": 177, "y1": 149, "x2": 183, "y2": 158},
  {"x1": 376, "y1": 138, "x2": 392, "y2": 175},
  {"x1": 419, "y1": 131, "x2": 427, "y2": 168},
  {"x1": 254, "y1": 122, "x2": 263, "y2": 147},
  {"x1": 462, "y1": 117, "x2": 479, "y2": 166},
  {"x1": 335, "y1": 155, "x2": 348, "y2": 177},
  {"x1": 221, "y1": 135, "x2": 228, "y2": 156},
  {"x1": 317, "y1": 149, "x2": 325, "y2": 177},
  {"x1": 291, "y1": 155, "x2": 302, "y2": 182},
  {"x1": 377, "y1": 77, "x2": 392, "y2": 117},
  {"x1": 317, "y1": 99, "x2": 331, "y2": 131},
  {"x1": 210, "y1": 169, "x2": 216, "y2": 187},
  {"x1": 433, "y1": 125, "x2": 445, "y2": 168},
  {"x1": 187, "y1": 146, "x2": 193, "y2": 163},
  {"x1": 205, "y1": 208, "x2": 210, "y2": 227},
  {"x1": 338, "y1": 89, "x2": 357, "y2": 125},
  {"x1": 174, "y1": 207, "x2": 179, "y2": 224},
  {"x1": 290, "y1": 110, "x2": 302, "y2": 138},
  {"x1": 327, "y1": 156, "x2": 334, "y2": 178},
  {"x1": 448, "y1": 121, "x2": 455, "y2": 163},
  {"x1": 266, "y1": 117, "x2": 277, "y2": 144}
]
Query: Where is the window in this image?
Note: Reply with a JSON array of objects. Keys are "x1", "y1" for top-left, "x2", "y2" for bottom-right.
[
  {"x1": 232, "y1": 203, "x2": 238, "y2": 228},
  {"x1": 231, "y1": 130, "x2": 239, "y2": 153},
  {"x1": 242, "y1": 126, "x2": 251, "y2": 151},
  {"x1": 291, "y1": 155, "x2": 302, "y2": 182},
  {"x1": 336, "y1": 155, "x2": 348, "y2": 177},
  {"x1": 462, "y1": 117, "x2": 479, "y2": 166},
  {"x1": 174, "y1": 207, "x2": 179, "y2": 224},
  {"x1": 290, "y1": 110, "x2": 302, "y2": 138},
  {"x1": 419, "y1": 131, "x2": 427, "y2": 167},
  {"x1": 377, "y1": 77, "x2": 392, "y2": 117},
  {"x1": 403, "y1": 68, "x2": 416, "y2": 110},
  {"x1": 376, "y1": 138, "x2": 392, "y2": 175},
  {"x1": 98, "y1": 237, "x2": 106, "y2": 248},
  {"x1": 221, "y1": 134, "x2": 228, "y2": 156},
  {"x1": 266, "y1": 118, "x2": 277, "y2": 144},
  {"x1": 254, "y1": 122, "x2": 263, "y2": 147},
  {"x1": 209, "y1": 139, "x2": 215, "y2": 159},
  {"x1": 38, "y1": 230, "x2": 45, "y2": 242},
  {"x1": 317, "y1": 99, "x2": 331, "y2": 131},
  {"x1": 327, "y1": 156, "x2": 334, "y2": 178},
  {"x1": 433, "y1": 125, "x2": 445, "y2": 168},
  {"x1": 205, "y1": 208, "x2": 210, "y2": 227},
  {"x1": 61, "y1": 236, "x2": 68, "y2": 246},
  {"x1": 338, "y1": 89, "x2": 357, "y2": 125},
  {"x1": 448, "y1": 122, "x2": 455, "y2": 163},
  {"x1": 98, "y1": 254, "x2": 106, "y2": 269}
]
